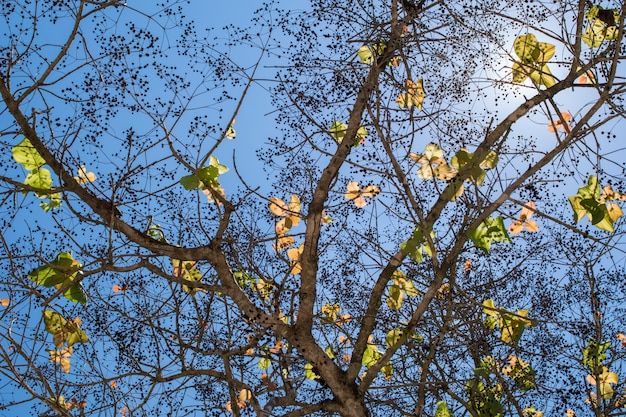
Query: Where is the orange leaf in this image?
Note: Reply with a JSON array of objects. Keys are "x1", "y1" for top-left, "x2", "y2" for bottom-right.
[
  {"x1": 0, "y1": 298, "x2": 9, "y2": 306},
  {"x1": 345, "y1": 181, "x2": 380, "y2": 208},
  {"x1": 269, "y1": 198, "x2": 288, "y2": 216},
  {"x1": 112, "y1": 284, "x2": 127, "y2": 293},
  {"x1": 273, "y1": 236, "x2": 294, "y2": 251}
]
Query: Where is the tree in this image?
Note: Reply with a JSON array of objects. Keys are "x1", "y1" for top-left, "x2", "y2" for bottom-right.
[{"x1": 1, "y1": 0, "x2": 626, "y2": 416}]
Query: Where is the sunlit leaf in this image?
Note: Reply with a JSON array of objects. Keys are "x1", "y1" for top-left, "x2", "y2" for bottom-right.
[
  {"x1": 386, "y1": 328, "x2": 404, "y2": 348},
  {"x1": 357, "y1": 45, "x2": 375, "y2": 64},
  {"x1": 12, "y1": 138, "x2": 46, "y2": 171},
  {"x1": 74, "y1": 165, "x2": 96, "y2": 184},
  {"x1": 582, "y1": 6, "x2": 620, "y2": 47},
  {"x1": 304, "y1": 363, "x2": 320, "y2": 380},
  {"x1": 44, "y1": 310, "x2": 67, "y2": 336},
  {"x1": 396, "y1": 79, "x2": 425, "y2": 110},
  {"x1": 587, "y1": 366, "x2": 618, "y2": 399},
  {"x1": 547, "y1": 112, "x2": 572, "y2": 133},
  {"x1": 512, "y1": 34, "x2": 556, "y2": 87},
  {"x1": 508, "y1": 201, "x2": 539, "y2": 234},
  {"x1": 49, "y1": 346, "x2": 72, "y2": 373},
  {"x1": 568, "y1": 175, "x2": 618, "y2": 232},
  {"x1": 179, "y1": 156, "x2": 228, "y2": 191},
  {"x1": 24, "y1": 167, "x2": 52, "y2": 191},
  {"x1": 345, "y1": 181, "x2": 380, "y2": 208},
  {"x1": 434, "y1": 401, "x2": 452, "y2": 417},
  {"x1": 467, "y1": 216, "x2": 511, "y2": 253},
  {"x1": 225, "y1": 119, "x2": 236, "y2": 139}
]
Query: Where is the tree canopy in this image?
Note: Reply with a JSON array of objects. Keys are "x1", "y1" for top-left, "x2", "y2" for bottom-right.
[{"x1": 1, "y1": 0, "x2": 626, "y2": 416}]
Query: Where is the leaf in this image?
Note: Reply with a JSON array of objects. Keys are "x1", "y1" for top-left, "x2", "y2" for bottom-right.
[
  {"x1": 581, "y1": 339, "x2": 611, "y2": 371},
  {"x1": 28, "y1": 252, "x2": 82, "y2": 288},
  {"x1": 357, "y1": 45, "x2": 375, "y2": 64},
  {"x1": 482, "y1": 301, "x2": 532, "y2": 345},
  {"x1": 400, "y1": 226, "x2": 435, "y2": 262},
  {"x1": 74, "y1": 166, "x2": 96, "y2": 184},
  {"x1": 172, "y1": 259, "x2": 205, "y2": 294},
  {"x1": 304, "y1": 363, "x2": 320, "y2": 380},
  {"x1": 547, "y1": 112, "x2": 572, "y2": 133},
  {"x1": 321, "y1": 303, "x2": 340, "y2": 323},
  {"x1": 269, "y1": 197, "x2": 288, "y2": 216},
  {"x1": 287, "y1": 243, "x2": 304, "y2": 275},
  {"x1": 24, "y1": 167, "x2": 52, "y2": 191},
  {"x1": 396, "y1": 79, "x2": 425, "y2": 110},
  {"x1": 345, "y1": 181, "x2": 380, "y2": 208},
  {"x1": 65, "y1": 318, "x2": 89, "y2": 346},
  {"x1": 362, "y1": 342, "x2": 381, "y2": 368},
  {"x1": 582, "y1": 7, "x2": 620, "y2": 47},
  {"x1": 49, "y1": 346, "x2": 72, "y2": 373},
  {"x1": 12, "y1": 138, "x2": 46, "y2": 171},
  {"x1": 467, "y1": 216, "x2": 512, "y2": 253},
  {"x1": 239, "y1": 389, "x2": 252, "y2": 403},
  {"x1": 386, "y1": 285, "x2": 404, "y2": 310},
  {"x1": 179, "y1": 157, "x2": 228, "y2": 191},
  {"x1": 434, "y1": 401, "x2": 452, "y2": 417},
  {"x1": 569, "y1": 175, "x2": 617, "y2": 231},
  {"x1": 330, "y1": 121, "x2": 368, "y2": 146},
  {"x1": 529, "y1": 64, "x2": 556, "y2": 88},
  {"x1": 385, "y1": 328, "x2": 404, "y2": 348},
  {"x1": 225, "y1": 120, "x2": 236, "y2": 139},
  {"x1": 514, "y1": 34, "x2": 538, "y2": 64},
  {"x1": 511, "y1": 34, "x2": 556, "y2": 86},
  {"x1": 63, "y1": 284, "x2": 87, "y2": 304},
  {"x1": 587, "y1": 366, "x2": 619, "y2": 399},
  {"x1": 44, "y1": 310, "x2": 67, "y2": 335},
  {"x1": 508, "y1": 201, "x2": 538, "y2": 234}
]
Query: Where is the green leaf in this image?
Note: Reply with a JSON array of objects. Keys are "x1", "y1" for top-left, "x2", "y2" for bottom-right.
[
  {"x1": 43, "y1": 310, "x2": 67, "y2": 335},
  {"x1": 582, "y1": 7, "x2": 620, "y2": 47},
  {"x1": 258, "y1": 357, "x2": 271, "y2": 370},
  {"x1": 529, "y1": 64, "x2": 556, "y2": 88},
  {"x1": 535, "y1": 42, "x2": 555, "y2": 64},
  {"x1": 63, "y1": 284, "x2": 87, "y2": 305},
  {"x1": 304, "y1": 363, "x2": 320, "y2": 380},
  {"x1": 12, "y1": 138, "x2": 46, "y2": 171},
  {"x1": 434, "y1": 401, "x2": 452, "y2": 417},
  {"x1": 514, "y1": 34, "x2": 538, "y2": 64},
  {"x1": 387, "y1": 285, "x2": 403, "y2": 310},
  {"x1": 385, "y1": 328, "x2": 404, "y2": 348},
  {"x1": 467, "y1": 216, "x2": 511, "y2": 253},
  {"x1": 28, "y1": 252, "x2": 82, "y2": 289},
  {"x1": 357, "y1": 45, "x2": 374, "y2": 64},
  {"x1": 66, "y1": 327, "x2": 89, "y2": 346},
  {"x1": 40, "y1": 194, "x2": 62, "y2": 212},
  {"x1": 581, "y1": 339, "x2": 611, "y2": 371},
  {"x1": 179, "y1": 156, "x2": 229, "y2": 191},
  {"x1": 329, "y1": 121, "x2": 348, "y2": 142},
  {"x1": 362, "y1": 343, "x2": 382, "y2": 368},
  {"x1": 24, "y1": 167, "x2": 52, "y2": 191},
  {"x1": 512, "y1": 62, "x2": 530, "y2": 83},
  {"x1": 400, "y1": 226, "x2": 435, "y2": 262},
  {"x1": 147, "y1": 224, "x2": 166, "y2": 242},
  {"x1": 568, "y1": 175, "x2": 615, "y2": 231},
  {"x1": 324, "y1": 345, "x2": 336, "y2": 359}
]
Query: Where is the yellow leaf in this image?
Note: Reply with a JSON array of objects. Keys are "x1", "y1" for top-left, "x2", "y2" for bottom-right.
[
  {"x1": 269, "y1": 198, "x2": 288, "y2": 216},
  {"x1": 49, "y1": 346, "x2": 72, "y2": 373},
  {"x1": 74, "y1": 166, "x2": 96, "y2": 184},
  {"x1": 607, "y1": 203, "x2": 622, "y2": 222},
  {"x1": 273, "y1": 236, "x2": 294, "y2": 251},
  {"x1": 345, "y1": 181, "x2": 380, "y2": 208},
  {"x1": 238, "y1": 389, "x2": 252, "y2": 402}
]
